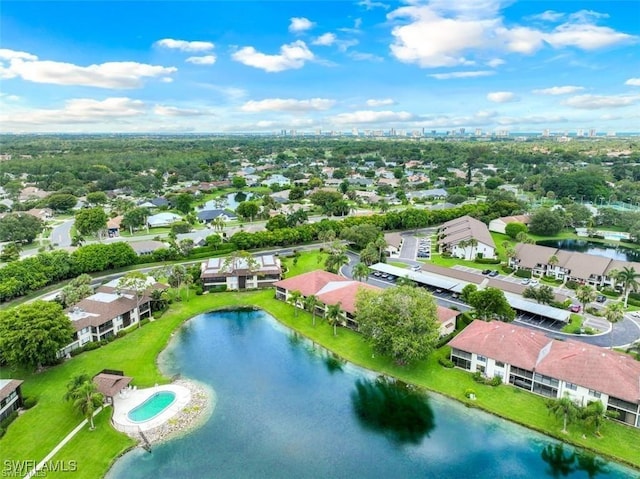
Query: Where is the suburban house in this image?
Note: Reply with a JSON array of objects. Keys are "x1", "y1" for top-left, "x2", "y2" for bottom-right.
[
  {"x1": 147, "y1": 212, "x2": 182, "y2": 228},
  {"x1": 0, "y1": 379, "x2": 24, "y2": 422},
  {"x1": 384, "y1": 232, "x2": 403, "y2": 257},
  {"x1": 200, "y1": 254, "x2": 282, "y2": 291},
  {"x1": 59, "y1": 277, "x2": 166, "y2": 356},
  {"x1": 509, "y1": 243, "x2": 640, "y2": 288},
  {"x1": 408, "y1": 189, "x2": 448, "y2": 201},
  {"x1": 196, "y1": 209, "x2": 237, "y2": 224},
  {"x1": 24, "y1": 208, "x2": 53, "y2": 221},
  {"x1": 107, "y1": 216, "x2": 123, "y2": 237},
  {"x1": 274, "y1": 270, "x2": 458, "y2": 334},
  {"x1": 449, "y1": 320, "x2": 640, "y2": 428},
  {"x1": 488, "y1": 215, "x2": 531, "y2": 235},
  {"x1": 437, "y1": 215, "x2": 496, "y2": 259},
  {"x1": 262, "y1": 174, "x2": 291, "y2": 187},
  {"x1": 129, "y1": 240, "x2": 168, "y2": 256}
]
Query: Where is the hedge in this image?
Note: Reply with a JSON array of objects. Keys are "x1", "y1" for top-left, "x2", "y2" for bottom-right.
[{"x1": 514, "y1": 269, "x2": 532, "y2": 278}]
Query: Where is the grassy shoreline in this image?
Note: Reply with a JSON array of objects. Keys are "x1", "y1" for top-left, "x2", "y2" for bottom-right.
[{"x1": 2, "y1": 289, "x2": 639, "y2": 478}]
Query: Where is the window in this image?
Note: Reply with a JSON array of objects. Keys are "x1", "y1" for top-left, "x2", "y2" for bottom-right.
[
  {"x1": 495, "y1": 361, "x2": 505, "y2": 368},
  {"x1": 565, "y1": 382, "x2": 577, "y2": 391},
  {"x1": 477, "y1": 355, "x2": 487, "y2": 363},
  {"x1": 589, "y1": 389, "x2": 601, "y2": 398}
]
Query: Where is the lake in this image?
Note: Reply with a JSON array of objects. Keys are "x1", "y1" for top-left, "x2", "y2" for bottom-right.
[
  {"x1": 200, "y1": 192, "x2": 255, "y2": 212},
  {"x1": 106, "y1": 309, "x2": 637, "y2": 479},
  {"x1": 537, "y1": 239, "x2": 640, "y2": 263}
]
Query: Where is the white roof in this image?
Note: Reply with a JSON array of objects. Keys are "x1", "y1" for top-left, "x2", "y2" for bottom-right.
[{"x1": 370, "y1": 263, "x2": 460, "y2": 290}]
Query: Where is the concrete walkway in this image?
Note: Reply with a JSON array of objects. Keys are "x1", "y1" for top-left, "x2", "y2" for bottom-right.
[{"x1": 25, "y1": 407, "x2": 104, "y2": 479}]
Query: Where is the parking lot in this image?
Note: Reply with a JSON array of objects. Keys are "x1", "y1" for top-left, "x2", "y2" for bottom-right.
[{"x1": 416, "y1": 237, "x2": 431, "y2": 259}]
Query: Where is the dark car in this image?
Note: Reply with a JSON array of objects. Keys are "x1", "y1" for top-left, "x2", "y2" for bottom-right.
[
  {"x1": 481, "y1": 269, "x2": 491, "y2": 275},
  {"x1": 596, "y1": 295, "x2": 606, "y2": 303},
  {"x1": 569, "y1": 304, "x2": 581, "y2": 313},
  {"x1": 488, "y1": 270, "x2": 499, "y2": 277}
]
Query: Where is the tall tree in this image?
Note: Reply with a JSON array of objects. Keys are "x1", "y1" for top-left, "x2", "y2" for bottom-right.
[
  {"x1": 0, "y1": 301, "x2": 74, "y2": 370},
  {"x1": 468, "y1": 287, "x2": 515, "y2": 322},
  {"x1": 325, "y1": 241, "x2": 349, "y2": 274},
  {"x1": 576, "y1": 285, "x2": 597, "y2": 315},
  {"x1": 117, "y1": 272, "x2": 150, "y2": 327},
  {"x1": 546, "y1": 394, "x2": 579, "y2": 434},
  {"x1": 0, "y1": 213, "x2": 44, "y2": 243},
  {"x1": 288, "y1": 290, "x2": 303, "y2": 317},
  {"x1": 325, "y1": 302, "x2": 343, "y2": 337},
  {"x1": 59, "y1": 273, "x2": 94, "y2": 307},
  {"x1": 75, "y1": 207, "x2": 108, "y2": 240},
  {"x1": 352, "y1": 262, "x2": 370, "y2": 283},
  {"x1": 304, "y1": 294, "x2": 321, "y2": 326},
  {"x1": 64, "y1": 376, "x2": 104, "y2": 430},
  {"x1": 355, "y1": 285, "x2": 440, "y2": 365},
  {"x1": 615, "y1": 266, "x2": 639, "y2": 308}
]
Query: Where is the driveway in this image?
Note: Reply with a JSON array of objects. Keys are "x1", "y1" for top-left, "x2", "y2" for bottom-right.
[{"x1": 51, "y1": 219, "x2": 74, "y2": 247}]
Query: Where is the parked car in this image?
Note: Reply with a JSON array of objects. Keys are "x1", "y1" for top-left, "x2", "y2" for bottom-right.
[
  {"x1": 596, "y1": 295, "x2": 606, "y2": 303},
  {"x1": 411, "y1": 265, "x2": 421, "y2": 271},
  {"x1": 520, "y1": 278, "x2": 530, "y2": 285},
  {"x1": 529, "y1": 279, "x2": 539, "y2": 286},
  {"x1": 488, "y1": 270, "x2": 499, "y2": 277},
  {"x1": 569, "y1": 304, "x2": 581, "y2": 313},
  {"x1": 481, "y1": 269, "x2": 491, "y2": 275},
  {"x1": 631, "y1": 311, "x2": 640, "y2": 318}
]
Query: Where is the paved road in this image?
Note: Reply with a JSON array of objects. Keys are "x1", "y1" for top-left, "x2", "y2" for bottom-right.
[{"x1": 50, "y1": 219, "x2": 74, "y2": 247}]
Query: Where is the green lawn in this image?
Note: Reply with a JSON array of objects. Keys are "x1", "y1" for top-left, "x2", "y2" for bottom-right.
[
  {"x1": 2, "y1": 289, "x2": 639, "y2": 476},
  {"x1": 280, "y1": 250, "x2": 325, "y2": 277}
]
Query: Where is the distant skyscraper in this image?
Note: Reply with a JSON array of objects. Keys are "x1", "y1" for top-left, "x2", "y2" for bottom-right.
[
  {"x1": 589, "y1": 129, "x2": 597, "y2": 137},
  {"x1": 475, "y1": 128, "x2": 482, "y2": 137}
]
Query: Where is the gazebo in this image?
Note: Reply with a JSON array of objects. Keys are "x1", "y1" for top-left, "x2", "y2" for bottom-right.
[{"x1": 93, "y1": 371, "x2": 133, "y2": 403}]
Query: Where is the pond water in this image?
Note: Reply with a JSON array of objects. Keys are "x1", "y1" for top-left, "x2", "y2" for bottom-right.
[
  {"x1": 537, "y1": 239, "x2": 640, "y2": 263},
  {"x1": 106, "y1": 310, "x2": 637, "y2": 479},
  {"x1": 200, "y1": 192, "x2": 255, "y2": 212}
]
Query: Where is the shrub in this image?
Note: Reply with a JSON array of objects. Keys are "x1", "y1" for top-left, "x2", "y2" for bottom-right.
[
  {"x1": 565, "y1": 280, "x2": 579, "y2": 290},
  {"x1": 438, "y1": 357, "x2": 455, "y2": 368},
  {"x1": 23, "y1": 397, "x2": 37, "y2": 409},
  {"x1": 472, "y1": 371, "x2": 485, "y2": 383},
  {"x1": 501, "y1": 266, "x2": 514, "y2": 274},
  {"x1": 514, "y1": 269, "x2": 532, "y2": 278},
  {"x1": 194, "y1": 285, "x2": 204, "y2": 296},
  {"x1": 489, "y1": 376, "x2": 502, "y2": 386},
  {"x1": 140, "y1": 318, "x2": 151, "y2": 327},
  {"x1": 464, "y1": 389, "x2": 476, "y2": 399},
  {"x1": 116, "y1": 330, "x2": 128, "y2": 338},
  {"x1": 474, "y1": 257, "x2": 501, "y2": 264},
  {"x1": 83, "y1": 341, "x2": 101, "y2": 351}
]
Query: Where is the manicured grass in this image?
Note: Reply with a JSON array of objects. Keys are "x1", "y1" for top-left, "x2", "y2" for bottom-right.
[
  {"x1": 388, "y1": 261, "x2": 409, "y2": 269},
  {"x1": 562, "y1": 314, "x2": 583, "y2": 333},
  {"x1": 281, "y1": 250, "x2": 325, "y2": 277},
  {"x1": 3, "y1": 290, "x2": 639, "y2": 477}
]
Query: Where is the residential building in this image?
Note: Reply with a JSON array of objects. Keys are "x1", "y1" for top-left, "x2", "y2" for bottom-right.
[
  {"x1": 0, "y1": 379, "x2": 24, "y2": 422},
  {"x1": 384, "y1": 232, "x2": 403, "y2": 257},
  {"x1": 408, "y1": 189, "x2": 448, "y2": 201},
  {"x1": 196, "y1": 209, "x2": 237, "y2": 223},
  {"x1": 200, "y1": 254, "x2": 282, "y2": 291},
  {"x1": 449, "y1": 320, "x2": 640, "y2": 428},
  {"x1": 107, "y1": 216, "x2": 123, "y2": 237},
  {"x1": 60, "y1": 277, "x2": 166, "y2": 356},
  {"x1": 488, "y1": 215, "x2": 530, "y2": 235},
  {"x1": 24, "y1": 208, "x2": 53, "y2": 221},
  {"x1": 437, "y1": 215, "x2": 496, "y2": 259},
  {"x1": 147, "y1": 212, "x2": 182, "y2": 228},
  {"x1": 129, "y1": 240, "x2": 167, "y2": 256},
  {"x1": 262, "y1": 174, "x2": 291, "y2": 187},
  {"x1": 274, "y1": 270, "x2": 458, "y2": 334},
  {"x1": 509, "y1": 243, "x2": 640, "y2": 287}
]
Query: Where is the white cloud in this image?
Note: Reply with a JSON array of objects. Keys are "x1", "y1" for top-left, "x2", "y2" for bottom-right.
[
  {"x1": 160, "y1": 77, "x2": 174, "y2": 83},
  {"x1": 312, "y1": 33, "x2": 337, "y2": 46},
  {"x1": 0, "y1": 48, "x2": 38, "y2": 61},
  {"x1": 241, "y1": 98, "x2": 335, "y2": 113},
  {"x1": 331, "y1": 110, "x2": 414, "y2": 125},
  {"x1": 232, "y1": 41, "x2": 314, "y2": 72},
  {"x1": 186, "y1": 55, "x2": 216, "y2": 65},
  {"x1": 387, "y1": 4, "x2": 635, "y2": 68},
  {"x1": 155, "y1": 38, "x2": 214, "y2": 52},
  {"x1": 289, "y1": 17, "x2": 315, "y2": 33},
  {"x1": 430, "y1": 70, "x2": 495, "y2": 79},
  {"x1": 358, "y1": 0, "x2": 389, "y2": 10},
  {"x1": 563, "y1": 94, "x2": 640, "y2": 109},
  {"x1": 1, "y1": 97, "x2": 146, "y2": 125},
  {"x1": 625, "y1": 78, "x2": 640, "y2": 86},
  {"x1": 532, "y1": 85, "x2": 584, "y2": 95},
  {"x1": 487, "y1": 91, "x2": 518, "y2": 103},
  {"x1": 527, "y1": 10, "x2": 565, "y2": 22},
  {"x1": 545, "y1": 23, "x2": 635, "y2": 50},
  {"x1": 366, "y1": 98, "x2": 394, "y2": 107},
  {"x1": 485, "y1": 58, "x2": 505, "y2": 67},
  {"x1": 154, "y1": 105, "x2": 205, "y2": 116},
  {"x1": 0, "y1": 50, "x2": 176, "y2": 88}
]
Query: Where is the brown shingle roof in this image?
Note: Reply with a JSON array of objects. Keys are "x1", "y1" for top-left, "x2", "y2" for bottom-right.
[
  {"x1": 93, "y1": 373, "x2": 132, "y2": 398},
  {"x1": 449, "y1": 320, "x2": 551, "y2": 370},
  {"x1": 436, "y1": 306, "x2": 459, "y2": 324},
  {"x1": 0, "y1": 379, "x2": 23, "y2": 403},
  {"x1": 514, "y1": 243, "x2": 559, "y2": 269},
  {"x1": 438, "y1": 215, "x2": 495, "y2": 249},
  {"x1": 316, "y1": 281, "x2": 381, "y2": 314}
]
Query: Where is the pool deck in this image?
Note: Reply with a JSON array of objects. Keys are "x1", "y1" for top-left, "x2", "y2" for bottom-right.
[{"x1": 112, "y1": 384, "x2": 191, "y2": 433}]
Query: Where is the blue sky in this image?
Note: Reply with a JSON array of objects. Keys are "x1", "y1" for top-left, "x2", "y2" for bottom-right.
[{"x1": 1, "y1": 1, "x2": 638, "y2": 133}]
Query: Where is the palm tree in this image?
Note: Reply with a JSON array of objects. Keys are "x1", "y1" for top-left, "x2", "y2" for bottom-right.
[
  {"x1": 582, "y1": 400, "x2": 617, "y2": 437},
  {"x1": 576, "y1": 285, "x2": 597, "y2": 316},
  {"x1": 288, "y1": 290, "x2": 303, "y2": 317},
  {"x1": 325, "y1": 242, "x2": 349, "y2": 274},
  {"x1": 64, "y1": 376, "x2": 103, "y2": 430},
  {"x1": 325, "y1": 302, "x2": 342, "y2": 336},
  {"x1": 183, "y1": 274, "x2": 194, "y2": 302},
  {"x1": 373, "y1": 236, "x2": 387, "y2": 261},
  {"x1": 304, "y1": 294, "x2": 321, "y2": 327},
  {"x1": 615, "y1": 266, "x2": 640, "y2": 308},
  {"x1": 603, "y1": 301, "x2": 624, "y2": 324},
  {"x1": 546, "y1": 394, "x2": 579, "y2": 434},
  {"x1": 352, "y1": 262, "x2": 370, "y2": 283}
]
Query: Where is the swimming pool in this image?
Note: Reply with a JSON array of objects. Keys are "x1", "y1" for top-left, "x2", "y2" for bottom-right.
[{"x1": 127, "y1": 391, "x2": 176, "y2": 423}]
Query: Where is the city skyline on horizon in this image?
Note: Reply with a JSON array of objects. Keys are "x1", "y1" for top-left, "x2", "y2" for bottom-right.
[{"x1": 1, "y1": 1, "x2": 639, "y2": 134}]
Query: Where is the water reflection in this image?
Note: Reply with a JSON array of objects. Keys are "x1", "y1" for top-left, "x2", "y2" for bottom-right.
[
  {"x1": 540, "y1": 443, "x2": 611, "y2": 479},
  {"x1": 537, "y1": 239, "x2": 640, "y2": 262},
  {"x1": 351, "y1": 376, "x2": 435, "y2": 445},
  {"x1": 323, "y1": 353, "x2": 344, "y2": 374}
]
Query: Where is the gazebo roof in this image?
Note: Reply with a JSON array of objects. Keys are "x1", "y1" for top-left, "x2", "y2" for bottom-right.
[{"x1": 93, "y1": 373, "x2": 133, "y2": 398}]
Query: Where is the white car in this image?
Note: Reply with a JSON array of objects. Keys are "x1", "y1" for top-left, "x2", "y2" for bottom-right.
[
  {"x1": 631, "y1": 311, "x2": 640, "y2": 319},
  {"x1": 520, "y1": 278, "x2": 530, "y2": 285},
  {"x1": 529, "y1": 279, "x2": 539, "y2": 286}
]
